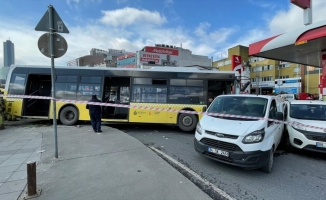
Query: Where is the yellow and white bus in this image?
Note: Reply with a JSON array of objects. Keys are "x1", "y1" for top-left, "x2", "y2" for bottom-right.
[{"x1": 4, "y1": 65, "x2": 237, "y2": 131}]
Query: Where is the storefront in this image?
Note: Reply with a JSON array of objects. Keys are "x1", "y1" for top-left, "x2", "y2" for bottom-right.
[{"x1": 251, "y1": 81, "x2": 274, "y2": 94}]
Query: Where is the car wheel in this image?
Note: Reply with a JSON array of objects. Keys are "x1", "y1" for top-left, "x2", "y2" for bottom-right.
[
  {"x1": 261, "y1": 148, "x2": 274, "y2": 173},
  {"x1": 178, "y1": 113, "x2": 197, "y2": 132},
  {"x1": 59, "y1": 106, "x2": 79, "y2": 126}
]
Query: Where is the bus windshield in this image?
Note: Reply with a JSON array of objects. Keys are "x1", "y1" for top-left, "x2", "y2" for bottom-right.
[
  {"x1": 290, "y1": 104, "x2": 326, "y2": 121},
  {"x1": 208, "y1": 96, "x2": 268, "y2": 118}
]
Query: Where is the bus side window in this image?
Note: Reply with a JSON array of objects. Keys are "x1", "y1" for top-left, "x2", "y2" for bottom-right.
[{"x1": 9, "y1": 74, "x2": 27, "y2": 95}]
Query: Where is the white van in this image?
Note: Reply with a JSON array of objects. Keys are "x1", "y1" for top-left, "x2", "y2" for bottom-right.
[
  {"x1": 194, "y1": 95, "x2": 284, "y2": 173},
  {"x1": 283, "y1": 100, "x2": 326, "y2": 153}
]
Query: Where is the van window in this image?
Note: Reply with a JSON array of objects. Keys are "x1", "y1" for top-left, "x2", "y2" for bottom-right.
[
  {"x1": 268, "y1": 100, "x2": 277, "y2": 126},
  {"x1": 208, "y1": 96, "x2": 268, "y2": 118}
]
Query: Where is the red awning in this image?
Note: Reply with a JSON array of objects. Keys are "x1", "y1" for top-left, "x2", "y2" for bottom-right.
[{"x1": 249, "y1": 19, "x2": 326, "y2": 67}]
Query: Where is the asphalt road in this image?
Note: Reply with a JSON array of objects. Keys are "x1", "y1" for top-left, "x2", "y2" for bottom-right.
[{"x1": 108, "y1": 123, "x2": 326, "y2": 200}]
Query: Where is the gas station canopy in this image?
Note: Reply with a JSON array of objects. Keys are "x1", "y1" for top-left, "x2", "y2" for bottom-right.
[{"x1": 249, "y1": 19, "x2": 326, "y2": 67}]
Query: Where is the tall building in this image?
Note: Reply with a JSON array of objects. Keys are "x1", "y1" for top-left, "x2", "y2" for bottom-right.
[{"x1": 3, "y1": 40, "x2": 15, "y2": 67}]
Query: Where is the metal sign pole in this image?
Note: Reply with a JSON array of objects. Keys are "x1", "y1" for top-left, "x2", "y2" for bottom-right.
[
  {"x1": 35, "y1": 4, "x2": 69, "y2": 159},
  {"x1": 48, "y1": 5, "x2": 58, "y2": 158}
]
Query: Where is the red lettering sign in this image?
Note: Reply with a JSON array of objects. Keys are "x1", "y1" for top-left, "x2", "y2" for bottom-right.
[
  {"x1": 231, "y1": 55, "x2": 242, "y2": 71},
  {"x1": 290, "y1": 0, "x2": 311, "y2": 9},
  {"x1": 145, "y1": 46, "x2": 179, "y2": 56},
  {"x1": 321, "y1": 53, "x2": 326, "y2": 94},
  {"x1": 140, "y1": 58, "x2": 160, "y2": 64}
]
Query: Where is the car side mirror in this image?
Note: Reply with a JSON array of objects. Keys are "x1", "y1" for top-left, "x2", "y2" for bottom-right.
[
  {"x1": 276, "y1": 112, "x2": 284, "y2": 121},
  {"x1": 202, "y1": 106, "x2": 207, "y2": 112}
]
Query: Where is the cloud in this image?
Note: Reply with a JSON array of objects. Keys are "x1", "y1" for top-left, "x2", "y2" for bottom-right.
[
  {"x1": 4, "y1": 2, "x2": 326, "y2": 68},
  {"x1": 100, "y1": 7, "x2": 167, "y2": 27},
  {"x1": 247, "y1": 0, "x2": 274, "y2": 8},
  {"x1": 66, "y1": 0, "x2": 80, "y2": 4},
  {"x1": 195, "y1": 22, "x2": 238, "y2": 45}
]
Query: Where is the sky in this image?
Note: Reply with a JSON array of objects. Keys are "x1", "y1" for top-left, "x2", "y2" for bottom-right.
[{"x1": 1, "y1": 0, "x2": 326, "y2": 66}]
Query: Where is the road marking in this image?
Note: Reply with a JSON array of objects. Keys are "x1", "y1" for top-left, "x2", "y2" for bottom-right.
[{"x1": 150, "y1": 146, "x2": 235, "y2": 200}]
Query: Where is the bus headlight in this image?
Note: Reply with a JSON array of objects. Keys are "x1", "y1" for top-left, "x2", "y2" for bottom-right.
[
  {"x1": 242, "y1": 128, "x2": 265, "y2": 144},
  {"x1": 196, "y1": 123, "x2": 203, "y2": 135}
]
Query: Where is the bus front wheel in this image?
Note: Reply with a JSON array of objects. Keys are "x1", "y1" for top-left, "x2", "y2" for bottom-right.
[
  {"x1": 59, "y1": 106, "x2": 79, "y2": 126},
  {"x1": 178, "y1": 113, "x2": 197, "y2": 132}
]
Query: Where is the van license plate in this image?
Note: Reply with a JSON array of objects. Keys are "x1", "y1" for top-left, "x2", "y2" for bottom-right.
[
  {"x1": 208, "y1": 147, "x2": 229, "y2": 157},
  {"x1": 316, "y1": 142, "x2": 326, "y2": 148}
]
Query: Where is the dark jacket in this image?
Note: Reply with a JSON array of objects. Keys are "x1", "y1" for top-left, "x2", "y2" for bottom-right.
[{"x1": 86, "y1": 97, "x2": 101, "y2": 115}]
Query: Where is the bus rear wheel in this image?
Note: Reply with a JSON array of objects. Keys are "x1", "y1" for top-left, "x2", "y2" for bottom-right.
[
  {"x1": 178, "y1": 113, "x2": 197, "y2": 132},
  {"x1": 59, "y1": 106, "x2": 79, "y2": 126}
]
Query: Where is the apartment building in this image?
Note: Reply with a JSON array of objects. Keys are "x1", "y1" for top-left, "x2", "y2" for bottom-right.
[{"x1": 213, "y1": 45, "x2": 321, "y2": 95}]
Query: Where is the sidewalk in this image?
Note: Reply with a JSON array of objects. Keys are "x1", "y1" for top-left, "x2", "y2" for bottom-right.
[
  {"x1": 0, "y1": 120, "x2": 43, "y2": 200},
  {"x1": 0, "y1": 120, "x2": 212, "y2": 200}
]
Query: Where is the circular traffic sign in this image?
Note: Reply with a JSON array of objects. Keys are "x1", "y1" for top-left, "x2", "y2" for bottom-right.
[{"x1": 37, "y1": 33, "x2": 68, "y2": 58}]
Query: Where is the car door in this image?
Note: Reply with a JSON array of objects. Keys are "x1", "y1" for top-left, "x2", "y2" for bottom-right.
[{"x1": 266, "y1": 99, "x2": 282, "y2": 148}]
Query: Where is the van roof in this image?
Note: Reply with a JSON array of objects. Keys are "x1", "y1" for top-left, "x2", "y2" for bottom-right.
[
  {"x1": 290, "y1": 100, "x2": 326, "y2": 105},
  {"x1": 219, "y1": 94, "x2": 277, "y2": 100}
]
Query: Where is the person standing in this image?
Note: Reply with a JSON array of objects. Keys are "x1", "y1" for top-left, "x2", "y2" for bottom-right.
[{"x1": 86, "y1": 94, "x2": 102, "y2": 133}]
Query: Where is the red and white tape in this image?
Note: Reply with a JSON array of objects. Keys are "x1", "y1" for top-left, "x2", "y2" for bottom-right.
[{"x1": 1, "y1": 94, "x2": 326, "y2": 131}]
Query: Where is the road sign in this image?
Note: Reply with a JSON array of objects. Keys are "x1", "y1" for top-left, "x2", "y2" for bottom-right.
[
  {"x1": 38, "y1": 33, "x2": 68, "y2": 58},
  {"x1": 35, "y1": 7, "x2": 69, "y2": 33}
]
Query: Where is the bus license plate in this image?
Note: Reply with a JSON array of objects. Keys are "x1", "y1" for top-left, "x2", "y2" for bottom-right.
[
  {"x1": 316, "y1": 142, "x2": 326, "y2": 148},
  {"x1": 208, "y1": 147, "x2": 229, "y2": 157}
]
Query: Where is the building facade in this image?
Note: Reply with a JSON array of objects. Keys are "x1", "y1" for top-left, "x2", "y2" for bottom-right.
[
  {"x1": 3, "y1": 40, "x2": 15, "y2": 67},
  {"x1": 213, "y1": 45, "x2": 320, "y2": 95},
  {"x1": 67, "y1": 48, "x2": 134, "y2": 67},
  {"x1": 136, "y1": 44, "x2": 212, "y2": 68},
  {"x1": 117, "y1": 53, "x2": 136, "y2": 68}
]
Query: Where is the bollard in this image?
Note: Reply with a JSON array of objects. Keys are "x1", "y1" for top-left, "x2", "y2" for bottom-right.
[
  {"x1": 24, "y1": 161, "x2": 41, "y2": 199},
  {"x1": 27, "y1": 161, "x2": 36, "y2": 196}
]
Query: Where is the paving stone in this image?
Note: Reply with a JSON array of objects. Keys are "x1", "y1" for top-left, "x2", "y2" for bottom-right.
[{"x1": 0, "y1": 179, "x2": 26, "y2": 194}]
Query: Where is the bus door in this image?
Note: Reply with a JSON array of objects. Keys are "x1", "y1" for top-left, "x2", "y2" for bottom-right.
[
  {"x1": 101, "y1": 77, "x2": 130, "y2": 120},
  {"x1": 23, "y1": 74, "x2": 51, "y2": 117},
  {"x1": 207, "y1": 80, "x2": 232, "y2": 104}
]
